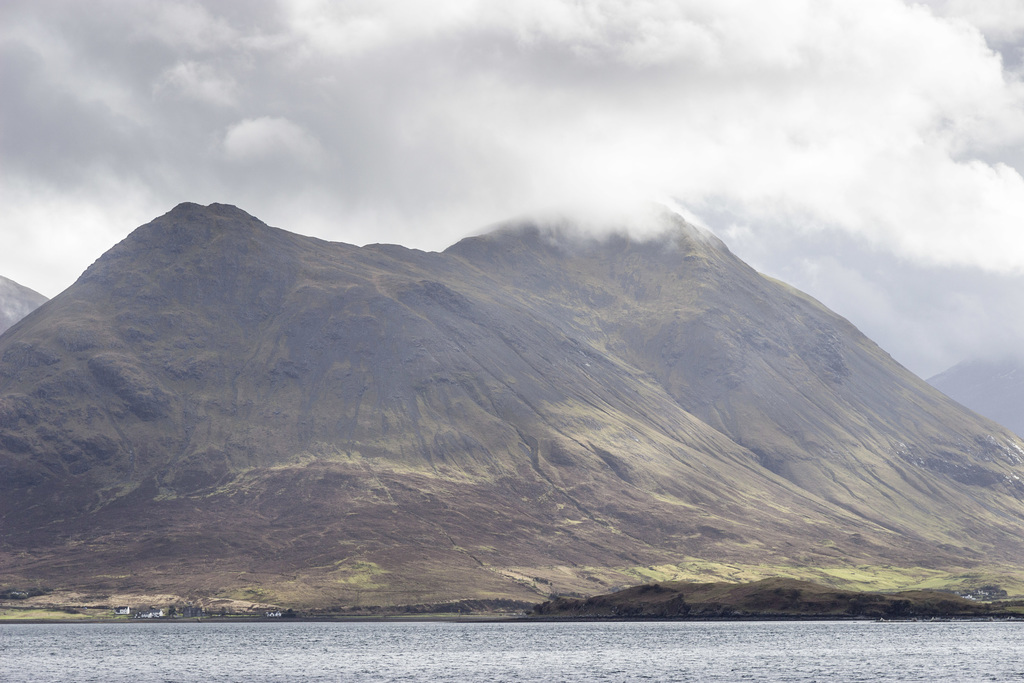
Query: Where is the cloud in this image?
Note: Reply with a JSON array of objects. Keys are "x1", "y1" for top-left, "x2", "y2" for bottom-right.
[
  {"x1": 920, "y1": 0, "x2": 1024, "y2": 44},
  {"x1": 221, "y1": 116, "x2": 324, "y2": 166},
  {"x1": 0, "y1": 12, "x2": 144, "y2": 127},
  {"x1": 154, "y1": 61, "x2": 239, "y2": 106},
  {"x1": 253, "y1": 0, "x2": 1024, "y2": 275},
  {"x1": 91, "y1": 0, "x2": 245, "y2": 54}
]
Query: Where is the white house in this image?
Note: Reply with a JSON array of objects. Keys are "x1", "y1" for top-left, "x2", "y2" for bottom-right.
[{"x1": 114, "y1": 606, "x2": 130, "y2": 615}]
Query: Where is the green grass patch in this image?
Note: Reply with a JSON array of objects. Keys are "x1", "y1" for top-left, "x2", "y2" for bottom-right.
[
  {"x1": 0, "y1": 608, "x2": 96, "y2": 621},
  {"x1": 618, "y1": 560, "x2": 1024, "y2": 598}
]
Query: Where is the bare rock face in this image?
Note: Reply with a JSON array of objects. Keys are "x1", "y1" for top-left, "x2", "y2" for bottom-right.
[
  {"x1": 0, "y1": 275, "x2": 47, "y2": 336},
  {"x1": 2, "y1": 202, "x2": 1024, "y2": 608}
]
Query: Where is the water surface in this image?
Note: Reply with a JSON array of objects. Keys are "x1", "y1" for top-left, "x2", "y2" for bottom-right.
[{"x1": 2, "y1": 619, "x2": 1021, "y2": 681}]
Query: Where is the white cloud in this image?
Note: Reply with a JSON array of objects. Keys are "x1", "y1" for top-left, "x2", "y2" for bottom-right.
[
  {"x1": 154, "y1": 61, "x2": 239, "y2": 106},
  {"x1": 259, "y1": 0, "x2": 1024, "y2": 276},
  {"x1": 919, "y1": 0, "x2": 1024, "y2": 43},
  {"x1": 0, "y1": 15, "x2": 145, "y2": 125},
  {"x1": 129, "y1": 0, "x2": 241, "y2": 53},
  {"x1": 221, "y1": 116, "x2": 325, "y2": 166},
  {"x1": 280, "y1": 0, "x2": 480, "y2": 56}
]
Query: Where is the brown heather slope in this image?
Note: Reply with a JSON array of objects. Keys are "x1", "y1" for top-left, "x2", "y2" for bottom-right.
[{"x1": 1, "y1": 203, "x2": 1023, "y2": 610}]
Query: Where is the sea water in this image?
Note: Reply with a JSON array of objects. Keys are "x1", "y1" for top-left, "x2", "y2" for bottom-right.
[{"x1": 2, "y1": 619, "x2": 1022, "y2": 681}]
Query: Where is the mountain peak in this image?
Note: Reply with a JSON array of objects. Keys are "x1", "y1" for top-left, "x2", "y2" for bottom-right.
[
  {"x1": 146, "y1": 202, "x2": 271, "y2": 242},
  {"x1": 164, "y1": 201, "x2": 260, "y2": 222},
  {"x1": 74, "y1": 202, "x2": 291, "y2": 290},
  {"x1": 446, "y1": 209, "x2": 729, "y2": 269}
]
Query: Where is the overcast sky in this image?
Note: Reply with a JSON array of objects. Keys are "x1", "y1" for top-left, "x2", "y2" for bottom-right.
[{"x1": 2, "y1": 0, "x2": 1024, "y2": 378}]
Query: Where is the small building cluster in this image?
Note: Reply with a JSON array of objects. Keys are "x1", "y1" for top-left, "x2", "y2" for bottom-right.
[
  {"x1": 114, "y1": 604, "x2": 204, "y2": 618},
  {"x1": 956, "y1": 586, "x2": 1008, "y2": 601}
]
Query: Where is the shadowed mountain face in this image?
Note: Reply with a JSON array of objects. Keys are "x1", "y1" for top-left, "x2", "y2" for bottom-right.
[
  {"x1": 2, "y1": 203, "x2": 1024, "y2": 608},
  {"x1": 0, "y1": 275, "x2": 47, "y2": 336},
  {"x1": 930, "y1": 359, "x2": 1024, "y2": 437}
]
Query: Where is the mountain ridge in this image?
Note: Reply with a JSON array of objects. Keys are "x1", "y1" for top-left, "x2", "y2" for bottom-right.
[{"x1": 2, "y1": 203, "x2": 1023, "y2": 609}]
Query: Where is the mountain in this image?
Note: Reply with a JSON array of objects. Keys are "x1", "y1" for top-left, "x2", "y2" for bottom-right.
[
  {"x1": 930, "y1": 359, "x2": 1024, "y2": 437},
  {"x1": 0, "y1": 275, "x2": 47, "y2": 336},
  {"x1": 2, "y1": 202, "x2": 1024, "y2": 611}
]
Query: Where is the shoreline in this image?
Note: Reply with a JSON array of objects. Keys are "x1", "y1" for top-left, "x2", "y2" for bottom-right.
[{"x1": 4, "y1": 614, "x2": 1019, "y2": 626}]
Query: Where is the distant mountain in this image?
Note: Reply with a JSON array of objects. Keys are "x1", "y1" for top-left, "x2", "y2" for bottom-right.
[
  {"x1": 2, "y1": 203, "x2": 1023, "y2": 610},
  {"x1": 0, "y1": 275, "x2": 47, "y2": 335},
  {"x1": 930, "y1": 358, "x2": 1024, "y2": 436}
]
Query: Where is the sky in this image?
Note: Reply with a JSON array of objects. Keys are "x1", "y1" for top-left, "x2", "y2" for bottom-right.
[{"x1": 2, "y1": 0, "x2": 1024, "y2": 379}]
